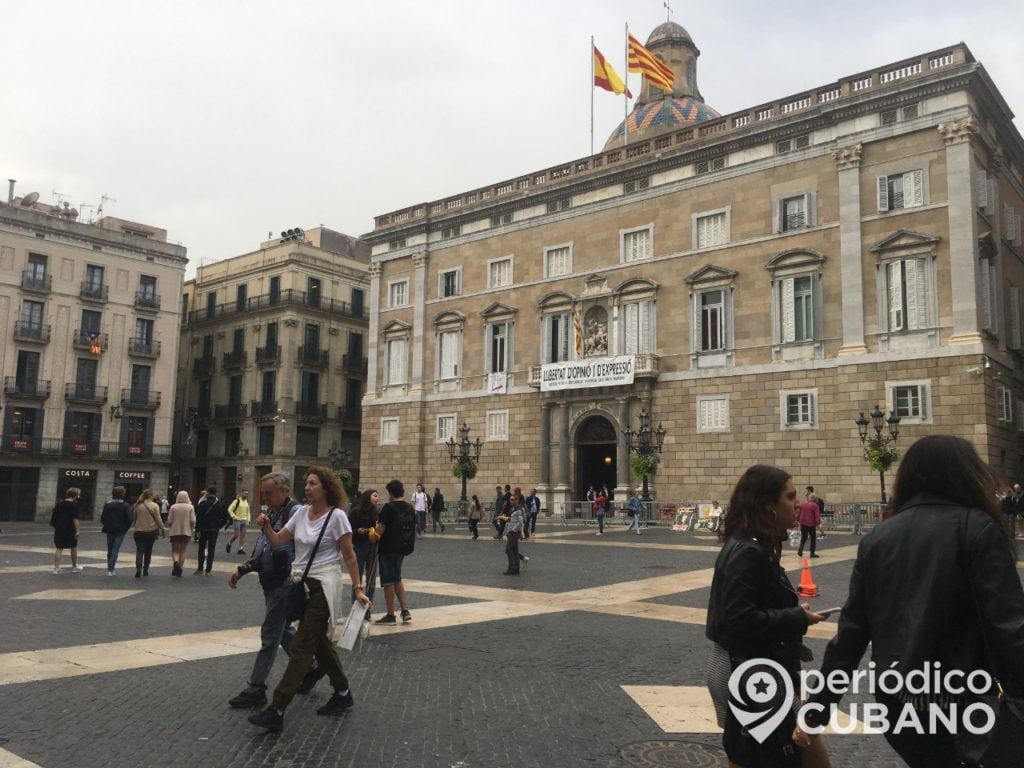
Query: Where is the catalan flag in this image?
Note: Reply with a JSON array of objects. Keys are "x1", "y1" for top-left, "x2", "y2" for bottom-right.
[
  {"x1": 594, "y1": 45, "x2": 632, "y2": 98},
  {"x1": 87, "y1": 331, "x2": 102, "y2": 355},
  {"x1": 627, "y1": 33, "x2": 674, "y2": 92},
  {"x1": 573, "y1": 308, "x2": 583, "y2": 357}
]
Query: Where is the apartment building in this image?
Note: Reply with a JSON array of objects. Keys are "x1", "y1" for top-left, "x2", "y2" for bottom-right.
[
  {"x1": 0, "y1": 188, "x2": 187, "y2": 520},
  {"x1": 175, "y1": 228, "x2": 369, "y2": 501}
]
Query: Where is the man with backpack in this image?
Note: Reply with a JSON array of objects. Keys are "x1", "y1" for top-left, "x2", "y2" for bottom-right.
[
  {"x1": 374, "y1": 479, "x2": 415, "y2": 626},
  {"x1": 225, "y1": 488, "x2": 252, "y2": 555},
  {"x1": 195, "y1": 486, "x2": 229, "y2": 575},
  {"x1": 100, "y1": 486, "x2": 133, "y2": 575},
  {"x1": 806, "y1": 485, "x2": 827, "y2": 541}
]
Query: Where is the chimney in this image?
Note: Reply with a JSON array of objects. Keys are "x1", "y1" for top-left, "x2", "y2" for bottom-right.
[{"x1": 7, "y1": 179, "x2": 15, "y2": 203}]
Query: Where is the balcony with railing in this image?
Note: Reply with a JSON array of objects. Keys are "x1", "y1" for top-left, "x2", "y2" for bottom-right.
[
  {"x1": 128, "y1": 338, "x2": 162, "y2": 358},
  {"x1": 121, "y1": 388, "x2": 161, "y2": 409},
  {"x1": 21, "y1": 271, "x2": 51, "y2": 293},
  {"x1": 72, "y1": 329, "x2": 109, "y2": 352},
  {"x1": 341, "y1": 354, "x2": 368, "y2": 375},
  {"x1": 3, "y1": 377, "x2": 51, "y2": 399},
  {"x1": 80, "y1": 281, "x2": 109, "y2": 302},
  {"x1": 13, "y1": 322, "x2": 50, "y2": 343},
  {"x1": 255, "y1": 345, "x2": 281, "y2": 364},
  {"x1": 297, "y1": 346, "x2": 329, "y2": 368},
  {"x1": 192, "y1": 355, "x2": 216, "y2": 376},
  {"x1": 186, "y1": 288, "x2": 369, "y2": 324},
  {"x1": 296, "y1": 402, "x2": 327, "y2": 422},
  {"x1": 222, "y1": 349, "x2": 247, "y2": 370},
  {"x1": 0, "y1": 435, "x2": 171, "y2": 458},
  {"x1": 250, "y1": 400, "x2": 279, "y2": 420},
  {"x1": 134, "y1": 291, "x2": 161, "y2": 311},
  {"x1": 337, "y1": 406, "x2": 361, "y2": 425},
  {"x1": 214, "y1": 403, "x2": 248, "y2": 423},
  {"x1": 64, "y1": 382, "x2": 108, "y2": 404}
]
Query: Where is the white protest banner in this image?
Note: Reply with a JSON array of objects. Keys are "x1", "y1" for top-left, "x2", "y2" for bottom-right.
[{"x1": 540, "y1": 355, "x2": 635, "y2": 392}]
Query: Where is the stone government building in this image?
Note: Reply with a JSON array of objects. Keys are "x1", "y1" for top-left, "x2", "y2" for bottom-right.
[{"x1": 359, "y1": 23, "x2": 1024, "y2": 508}]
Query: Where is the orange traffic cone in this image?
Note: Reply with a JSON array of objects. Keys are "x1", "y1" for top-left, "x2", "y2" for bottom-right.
[{"x1": 797, "y1": 558, "x2": 819, "y2": 598}]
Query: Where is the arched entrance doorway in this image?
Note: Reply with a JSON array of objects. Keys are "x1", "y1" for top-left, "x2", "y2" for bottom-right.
[{"x1": 575, "y1": 415, "x2": 617, "y2": 501}]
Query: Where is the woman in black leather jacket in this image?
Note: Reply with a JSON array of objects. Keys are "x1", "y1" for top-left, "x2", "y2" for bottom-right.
[
  {"x1": 796, "y1": 435, "x2": 1024, "y2": 767},
  {"x1": 706, "y1": 465, "x2": 828, "y2": 768}
]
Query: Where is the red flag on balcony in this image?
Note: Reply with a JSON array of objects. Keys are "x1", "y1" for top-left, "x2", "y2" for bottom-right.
[{"x1": 87, "y1": 331, "x2": 102, "y2": 355}]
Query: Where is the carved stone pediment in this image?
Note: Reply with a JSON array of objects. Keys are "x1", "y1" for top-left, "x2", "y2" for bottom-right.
[
  {"x1": 766, "y1": 249, "x2": 826, "y2": 272},
  {"x1": 684, "y1": 264, "x2": 738, "y2": 286},
  {"x1": 382, "y1": 319, "x2": 412, "y2": 334},
  {"x1": 480, "y1": 302, "x2": 518, "y2": 319},
  {"x1": 870, "y1": 230, "x2": 941, "y2": 254}
]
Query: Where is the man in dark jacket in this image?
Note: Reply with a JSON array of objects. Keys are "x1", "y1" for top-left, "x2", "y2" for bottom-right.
[
  {"x1": 227, "y1": 472, "x2": 318, "y2": 708},
  {"x1": 100, "y1": 486, "x2": 133, "y2": 576},
  {"x1": 195, "y1": 487, "x2": 228, "y2": 575}
]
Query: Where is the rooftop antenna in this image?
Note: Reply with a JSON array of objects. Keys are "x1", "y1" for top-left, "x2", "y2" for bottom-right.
[
  {"x1": 78, "y1": 203, "x2": 96, "y2": 223},
  {"x1": 663, "y1": 0, "x2": 673, "y2": 21},
  {"x1": 52, "y1": 189, "x2": 73, "y2": 206},
  {"x1": 97, "y1": 193, "x2": 117, "y2": 218}
]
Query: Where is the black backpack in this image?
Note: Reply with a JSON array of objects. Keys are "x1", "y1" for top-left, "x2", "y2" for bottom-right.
[
  {"x1": 815, "y1": 496, "x2": 826, "y2": 516},
  {"x1": 391, "y1": 502, "x2": 417, "y2": 556}
]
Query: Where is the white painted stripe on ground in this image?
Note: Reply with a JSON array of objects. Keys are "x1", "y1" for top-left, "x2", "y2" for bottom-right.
[
  {"x1": 12, "y1": 589, "x2": 143, "y2": 601},
  {"x1": 0, "y1": 747, "x2": 43, "y2": 767}
]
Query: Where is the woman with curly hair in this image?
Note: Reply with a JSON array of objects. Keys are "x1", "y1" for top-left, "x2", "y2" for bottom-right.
[
  {"x1": 247, "y1": 466, "x2": 370, "y2": 733},
  {"x1": 705, "y1": 465, "x2": 829, "y2": 768}
]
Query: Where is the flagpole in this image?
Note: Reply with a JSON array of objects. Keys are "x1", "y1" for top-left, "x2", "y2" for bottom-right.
[
  {"x1": 590, "y1": 35, "x2": 595, "y2": 157},
  {"x1": 623, "y1": 22, "x2": 630, "y2": 148}
]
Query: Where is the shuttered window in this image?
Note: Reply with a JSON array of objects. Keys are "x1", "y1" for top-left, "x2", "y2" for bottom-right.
[
  {"x1": 438, "y1": 331, "x2": 460, "y2": 379},
  {"x1": 543, "y1": 313, "x2": 571, "y2": 362},
  {"x1": 386, "y1": 338, "x2": 407, "y2": 385},
  {"x1": 623, "y1": 300, "x2": 654, "y2": 354},
  {"x1": 622, "y1": 229, "x2": 651, "y2": 262},
  {"x1": 779, "y1": 275, "x2": 814, "y2": 343},
  {"x1": 696, "y1": 213, "x2": 727, "y2": 248},
  {"x1": 877, "y1": 170, "x2": 924, "y2": 211},
  {"x1": 698, "y1": 290, "x2": 726, "y2": 351},
  {"x1": 886, "y1": 258, "x2": 929, "y2": 331}
]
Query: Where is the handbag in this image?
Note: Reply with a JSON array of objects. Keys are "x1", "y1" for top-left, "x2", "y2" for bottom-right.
[
  {"x1": 954, "y1": 510, "x2": 1024, "y2": 767},
  {"x1": 286, "y1": 508, "x2": 334, "y2": 623}
]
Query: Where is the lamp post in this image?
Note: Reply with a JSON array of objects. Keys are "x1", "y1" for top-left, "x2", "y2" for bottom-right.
[
  {"x1": 446, "y1": 422, "x2": 482, "y2": 511},
  {"x1": 623, "y1": 406, "x2": 666, "y2": 501},
  {"x1": 855, "y1": 405, "x2": 900, "y2": 503}
]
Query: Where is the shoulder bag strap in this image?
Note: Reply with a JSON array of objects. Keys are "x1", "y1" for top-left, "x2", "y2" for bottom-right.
[{"x1": 298, "y1": 508, "x2": 333, "y2": 585}]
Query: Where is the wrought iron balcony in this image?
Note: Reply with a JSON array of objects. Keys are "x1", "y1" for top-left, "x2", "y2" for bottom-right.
[
  {"x1": 13, "y1": 322, "x2": 50, "y2": 343},
  {"x1": 3, "y1": 377, "x2": 51, "y2": 399},
  {"x1": 192, "y1": 355, "x2": 216, "y2": 376},
  {"x1": 134, "y1": 291, "x2": 161, "y2": 310},
  {"x1": 0, "y1": 436, "x2": 171, "y2": 458},
  {"x1": 222, "y1": 349, "x2": 247, "y2": 369},
  {"x1": 72, "y1": 329, "x2": 109, "y2": 352},
  {"x1": 297, "y1": 346, "x2": 329, "y2": 367},
  {"x1": 250, "y1": 400, "x2": 279, "y2": 420},
  {"x1": 21, "y1": 271, "x2": 51, "y2": 293},
  {"x1": 121, "y1": 388, "x2": 162, "y2": 409},
  {"x1": 255, "y1": 345, "x2": 281, "y2": 363},
  {"x1": 80, "y1": 282, "x2": 109, "y2": 302},
  {"x1": 128, "y1": 338, "x2": 161, "y2": 358},
  {"x1": 295, "y1": 402, "x2": 327, "y2": 421},
  {"x1": 337, "y1": 406, "x2": 361, "y2": 425},
  {"x1": 214, "y1": 403, "x2": 248, "y2": 423},
  {"x1": 64, "y1": 383, "x2": 108, "y2": 404},
  {"x1": 342, "y1": 354, "x2": 368, "y2": 374}
]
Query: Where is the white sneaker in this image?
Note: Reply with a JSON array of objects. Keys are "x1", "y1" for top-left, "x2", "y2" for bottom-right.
[
  {"x1": 523, "y1": 556, "x2": 530, "y2": 563},
  {"x1": 71, "y1": 565, "x2": 84, "y2": 572},
  {"x1": 107, "y1": 570, "x2": 115, "y2": 577},
  {"x1": 52, "y1": 568, "x2": 61, "y2": 575},
  {"x1": 595, "y1": 532, "x2": 604, "y2": 536}
]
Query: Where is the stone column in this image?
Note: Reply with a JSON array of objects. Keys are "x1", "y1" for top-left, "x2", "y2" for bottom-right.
[
  {"x1": 365, "y1": 262, "x2": 381, "y2": 399},
  {"x1": 410, "y1": 251, "x2": 429, "y2": 394},
  {"x1": 614, "y1": 397, "x2": 631, "y2": 498},
  {"x1": 537, "y1": 401, "x2": 552, "y2": 511},
  {"x1": 553, "y1": 401, "x2": 572, "y2": 513},
  {"x1": 942, "y1": 117, "x2": 983, "y2": 344},
  {"x1": 833, "y1": 143, "x2": 868, "y2": 355}
]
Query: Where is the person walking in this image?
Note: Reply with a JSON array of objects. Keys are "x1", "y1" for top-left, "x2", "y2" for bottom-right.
[
  {"x1": 100, "y1": 486, "x2": 132, "y2": 576},
  {"x1": 795, "y1": 435, "x2": 1024, "y2": 768},
  {"x1": 525, "y1": 488, "x2": 541, "y2": 537},
  {"x1": 502, "y1": 492, "x2": 529, "y2": 575},
  {"x1": 411, "y1": 483, "x2": 429, "y2": 537},
  {"x1": 247, "y1": 467, "x2": 370, "y2": 732},
  {"x1": 796, "y1": 489, "x2": 822, "y2": 558},
  {"x1": 347, "y1": 488, "x2": 379, "y2": 605},
  {"x1": 492, "y1": 485, "x2": 510, "y2": 538},
  {"x1": 51, "y1": 487, "x2": 82, "y2": 574},
  {"x1": 430, "y1": 487, "x2": 446, "y2": 533},
  {"x1": 627, "y1": 490, "x2": 643, "y2": 535},
  {"x1": 226, "y1": 489, "x2": 251, "y2": 555},
  {"x1": 166, "y1": 491, "x2": 196, "y2": 577},
  {"x1": 1001, "y1": 482, "x2": 1022, "y2": 539},
  {"x1": 195, "y1": 486, "x2": 228, "y2": 575},
  {"x1": 705, "y1": 465, "x2": 829, "y2": 768},
  {"x1": 228, "y1": 472, "x2": 313, "y2": 710},
  {"x1": 374, "y1": 479, "x2": 416, "y2": 625},
  {"x1": 708, "y1": 499, "x2": 723, "y2": 533},
  {"x1": 592, "y1": 486, "x2": 608, "y2": 536},
  {"x1": 467, "y1": 494, "x2": 483, "y2": 539},
  {"x1": 131, "y1": 489, "x2": 165, "y2": 578}
]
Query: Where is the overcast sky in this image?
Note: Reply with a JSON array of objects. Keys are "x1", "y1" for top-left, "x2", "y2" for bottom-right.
[{"x1": 4, "y1": 0, "x2": 1022, "y2": 276}]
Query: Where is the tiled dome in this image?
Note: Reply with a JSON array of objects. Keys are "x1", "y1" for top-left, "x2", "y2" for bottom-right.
[
  {"x1": 605, "y1": 96, "x2": 720, "y2": 147},
  {"x1": 646, "y1": 21, "x2": 693, "y2": 47}
]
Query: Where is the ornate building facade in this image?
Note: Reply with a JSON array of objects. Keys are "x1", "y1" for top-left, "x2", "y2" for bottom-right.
[
  {"x1": 175, "y1": 229, "x2": 369, "y2": 501},
  {"x1": 359, "y1": 26, "x2": 1024, "y2": 508}
]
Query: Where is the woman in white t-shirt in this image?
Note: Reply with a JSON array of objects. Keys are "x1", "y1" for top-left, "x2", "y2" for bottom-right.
[
  {"x1": 247, "y1": 466, "x2": 370, "y2": 733},
  {"x1": 411, "y1": 483, "x2": 429, "y2": 537}
]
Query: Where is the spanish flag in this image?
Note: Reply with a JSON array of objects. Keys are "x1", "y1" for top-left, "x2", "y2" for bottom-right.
[
  {"x1": 594, "y1": 45, "x2": 632, "y2": 98},
  {"x1": 627, "y1": 33, "x2": 674, "y2": 91}
]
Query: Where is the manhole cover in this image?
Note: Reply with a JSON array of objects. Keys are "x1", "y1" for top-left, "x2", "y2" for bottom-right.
[{"x1": 620, "y1": 740, "x2": 727, "y2": 767}]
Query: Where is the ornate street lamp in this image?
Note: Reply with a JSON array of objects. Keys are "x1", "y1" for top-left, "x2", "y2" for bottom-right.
[
  {"x1": 446, "y1": 422, "x2": 482, "y2": 510},
  {"x1": 623, "y1": 406, "x2": 666, "y2": 501},
  {"x1": 855, "y1": 405, "x2": 900, "y2": 503}
]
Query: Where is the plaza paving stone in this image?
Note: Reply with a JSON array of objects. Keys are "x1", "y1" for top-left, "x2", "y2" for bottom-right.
[{"x1": 0, "y1": 522, "x2": 917, "y2": 767}]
